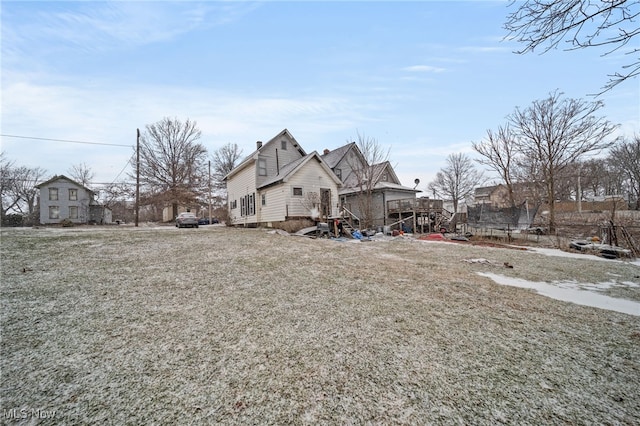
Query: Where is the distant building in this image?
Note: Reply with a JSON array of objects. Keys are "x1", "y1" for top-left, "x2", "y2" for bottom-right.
[{"x1": 36, "y1": 175, "x2": 111, "y2": 224}]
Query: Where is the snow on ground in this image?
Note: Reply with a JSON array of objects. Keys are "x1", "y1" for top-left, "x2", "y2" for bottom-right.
[
  {"x1": 524, "y1": 246, "x2": 640, "y2": 266},
  {"x1": 479, "y1": 272, "x2": 640, "y2": 317}
]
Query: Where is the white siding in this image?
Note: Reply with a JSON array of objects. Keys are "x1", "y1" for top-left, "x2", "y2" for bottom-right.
[
  {"x1": 258, "y1": 186, "x2": 287, "y2": 223},
  {"x1": 227, "y1": 163, "x2": 258, "y2": 225},
  {"x1": 284, "y1": 160, "x2": 339, "y2": 218},
  {"x1": 256, "y1": 134, "x2": 305, "y2": 187}
]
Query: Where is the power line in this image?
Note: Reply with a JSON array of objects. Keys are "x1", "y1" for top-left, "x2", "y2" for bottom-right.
[{"x1": 1, "y1": 134, "x2": 132, "y2": 148}]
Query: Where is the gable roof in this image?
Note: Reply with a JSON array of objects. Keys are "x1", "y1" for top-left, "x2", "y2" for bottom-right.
[
  {"x1": 370, "y1": 161, "x2": 400, "y2": 184},
  {"x1": 225, "y1": 129, "x2": 306, "y2": 180},
  {"x1": 320, "y1": 142, "x2": 359, "y2": 169},
  {"x1": 36, "y1": 174, "x2": 94, "y2": 194},
  {"x1": 258, "y1": 151, "x2": 342, "y2": 190}
]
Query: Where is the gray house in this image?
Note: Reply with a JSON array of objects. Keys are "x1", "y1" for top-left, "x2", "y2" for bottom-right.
[
  {"x1": 321, "y1": 143, "x2": 419, "y2": 228},
  {"x1": 36, "y1": 175, "x2": 112, "y2": 225}
]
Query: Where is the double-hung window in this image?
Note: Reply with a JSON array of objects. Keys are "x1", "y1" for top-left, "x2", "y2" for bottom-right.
[
  {"x1": 258, "y1": 159, "x2": 267, "y2": 176},
  {"x1": 49, "y1": 206, "x2": 60, "y2": 219}
]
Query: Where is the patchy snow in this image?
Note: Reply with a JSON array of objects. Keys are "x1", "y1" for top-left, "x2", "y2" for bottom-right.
[
  {"x1": 524, "y1": 246, "x2": 640, "y2": 266},
  {"x1": 479, "y1": 272, "x2": 640, "y2": 317}
]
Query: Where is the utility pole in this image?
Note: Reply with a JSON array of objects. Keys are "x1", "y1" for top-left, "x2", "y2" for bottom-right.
[
  {"x1": 208, "y1": 160, "x2": 212, "y2": 223},
  {"x1": 135, "y1": 128, "x2": 140, "y2": 227}
]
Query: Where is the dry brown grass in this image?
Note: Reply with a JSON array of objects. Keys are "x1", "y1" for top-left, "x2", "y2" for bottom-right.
[{"x1": 1, "y1": 225, "x2": 639, "y2": 424}]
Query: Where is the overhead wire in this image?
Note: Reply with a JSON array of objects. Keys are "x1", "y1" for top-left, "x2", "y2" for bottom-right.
[
  {"x1": 1, "y1": 133, "x2": 137, "y2": 186},
  {"x1": 1, "y1": 134, "x2": 132, "y2": 148}
]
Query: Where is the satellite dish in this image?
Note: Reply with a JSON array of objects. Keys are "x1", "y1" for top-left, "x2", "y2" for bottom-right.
[{"x1": 414, "y1": 178, "x2": 420, "y2": 185}]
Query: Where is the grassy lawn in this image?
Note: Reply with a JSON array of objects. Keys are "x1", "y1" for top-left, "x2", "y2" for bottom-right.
[{"x1": 1, "y1": 226, "x2": 639, "y2": 424}]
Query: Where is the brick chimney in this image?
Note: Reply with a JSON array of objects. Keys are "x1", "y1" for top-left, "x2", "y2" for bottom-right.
[{"x1": 323, "y1": 148, "x2": 330, "y2": 155}]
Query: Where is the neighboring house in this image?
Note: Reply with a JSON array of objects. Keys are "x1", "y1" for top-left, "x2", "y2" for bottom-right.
[
  {"x1": 473, "y1": 184, "x2": 511, "y2": 207},
  {"x1": 162, "y1": 205, "x2": 199, "y2": 222},
  {"x1": 36, "y1": 175, "x2": 112, "y2": 224},
  {"x1": 321, "y1": 143, "x2": 419, "y2": 227},
  {"x1": 225, "y1": 129, "x2": 342, "y2": 227},
  {"x1": 473, "y1": 182, "x2": 544, "y2": 208}
]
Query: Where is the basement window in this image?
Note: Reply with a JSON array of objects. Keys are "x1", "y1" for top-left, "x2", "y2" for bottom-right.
[{"x1": 293, "y1": 187, "x2": 303, "y2": 197}]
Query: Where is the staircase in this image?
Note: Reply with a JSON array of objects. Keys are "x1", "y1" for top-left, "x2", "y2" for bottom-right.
[{"x1": 336, "y1": 218, "x2": 356, "y2": 238}]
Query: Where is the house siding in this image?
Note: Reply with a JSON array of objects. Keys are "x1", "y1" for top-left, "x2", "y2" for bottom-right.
[
  {"x1": 38, "y1": 179, "x2": 94, "y2": 224},
  {"x1": 258, "y1": 186, "x2": 287, "y2": 223},
  {"x1": 229, "y1": 156, "x2": 339, "y2": 226},
  {"x1": 284, "y1": 160, "x2": 338, "y2": 219},
  {"x1": 256, "y1": 134, "x2": 305, "y2": 188},
  {"x1": 227, "y1": 163, "x2": 258, "y2": 225}
]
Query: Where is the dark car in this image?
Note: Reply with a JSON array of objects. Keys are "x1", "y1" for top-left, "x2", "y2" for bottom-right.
[
  {"x1": 198, "y1": 218, "x2": 219, "y2": 225},
  {"x1": 176, "y1": 212, "x2": 199, "y2": 228}
]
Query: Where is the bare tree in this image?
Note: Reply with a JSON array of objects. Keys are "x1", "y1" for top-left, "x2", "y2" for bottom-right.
[
  {"x1": 101, "y1": 181, "x2": 136, "y2": 222},
  {"x1": 509, "y1": 91, "x2": 618, "y2": 229},
  {"x1": 11, "y1": 166, "x2": 48, "y2": 215},
  {"x1": 347, "y1": 132, "x2": 390, "y2": 229},
  {"x1": 1, "y1": 152, "x2": 16, "y2": 218},
  {"x1": 132, "y1": 117, "x2": 208, "y2": 219},
  {"x1": 428, "y1": 153, "x2": 484, "y2": 226},
  {"x1": 473, "y1": 125, "x2": 519, "y2": 208},
  {"x1": 609, "y1": 135, "x2": 640, "y2": 208},
  {"x1": 0, "y1": 153, "x2": 47, "y2": 219},
  {"x1": 211, "y1": 143, "x2": 243, "y2": 191},
  {"x1": 68, "y1": 163, "x2": 95, "y2": 188},
  {"x1": 505, "y1": 0, "x2": 640, "y2": 93}
]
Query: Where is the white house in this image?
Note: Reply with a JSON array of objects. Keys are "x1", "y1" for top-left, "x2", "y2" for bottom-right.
[
  {"x1": 225, "y1": 129, "x2": 342, "y2": 227},
  {"x1": 36, "y1": 175, "x2": 112, "y2": 225}
]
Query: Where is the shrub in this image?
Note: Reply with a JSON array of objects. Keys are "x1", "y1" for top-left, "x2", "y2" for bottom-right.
[{"x1": 60, "y1": 218, "x2": 74, "y2": 227}]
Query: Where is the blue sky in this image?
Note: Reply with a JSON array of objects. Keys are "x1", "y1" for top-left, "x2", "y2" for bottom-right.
[{"x1": 2, "y1": 1, "x2": 638, "y2": 193}]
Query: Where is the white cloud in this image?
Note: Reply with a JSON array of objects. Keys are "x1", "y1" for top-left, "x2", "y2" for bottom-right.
[{"x1": 403, "y1": 65, "x2": 446, "y2": 73}]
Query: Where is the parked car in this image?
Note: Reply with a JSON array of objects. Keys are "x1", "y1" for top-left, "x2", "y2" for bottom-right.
[
  {"x1": 176, "y1": 212, "x2": 199, "y2": 228},
  {"x1": 198, "y1": 217, "x2": 220, "y2": 225}
]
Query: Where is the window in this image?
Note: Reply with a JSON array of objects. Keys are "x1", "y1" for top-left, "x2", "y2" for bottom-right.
[
  {"x1": 69, "y1": 189, "x2": 78, "y2": 201},
  {"x1": 69, "y1": 206, "x2": 78, "y2": 219},
  {"x1": 335, "y1": 168, "x2": 342, "y2": 180},
  {"x1": 261, "y1": 193, "x2": 266, "y2": 206},
  {"x1": 258, "y1": 159, "x2": 267, "y2": 176},
  {"x1": 281, "y1": 140, "x2": 287, "y2": 150},
  {"x1": 231, "y1": 200, "x2": 237, "y2": 209},
  {"x1": 240, "y1": 193, "x2": 255, "y2": 216},
  {"x1": 49, "y1": 206, "x2": 60, "y2": 219},
  {"x1": 49, "y1": 188, "x2": 58, "y2": 201},
  {"x1": 293, "y1": 187, "x2": 303, "y2": 196},
  {"x1": 248, "y1": 193, "x2": 255, "y2": 215}
]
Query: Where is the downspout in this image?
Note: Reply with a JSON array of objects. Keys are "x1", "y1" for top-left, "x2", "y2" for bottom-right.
[
  {"x1": 382, "y1": 192, "x2": 386, "y2": 225},
  {"x1": 276, "y1": 149, "x2": 280, "y2": 175}
]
